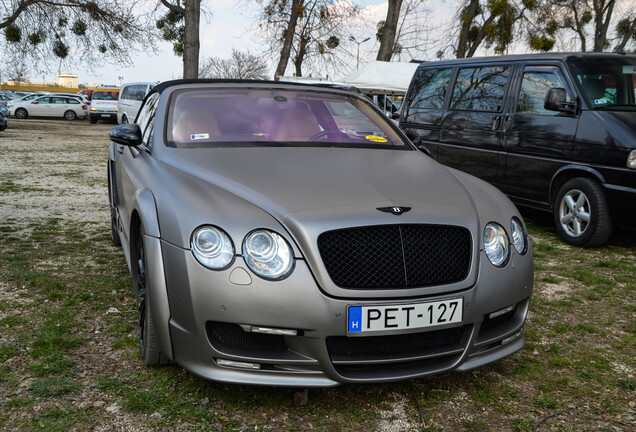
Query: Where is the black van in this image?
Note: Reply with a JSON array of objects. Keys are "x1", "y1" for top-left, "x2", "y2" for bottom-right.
[{"x1": 400, "y1": 52, "x2": 636, "y2": 247}]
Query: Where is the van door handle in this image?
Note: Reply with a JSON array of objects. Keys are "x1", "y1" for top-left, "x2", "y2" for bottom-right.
[
  {"x1": 502, "y1": 116, "x2": 513, "y2": 132},
  {"x1": 491, "y1": 116, "x2": 502, "y2": 132}
]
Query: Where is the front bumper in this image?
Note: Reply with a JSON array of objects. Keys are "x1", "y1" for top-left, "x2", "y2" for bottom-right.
[{"x1": 157, "y1": 238, "x2": 533, "y2": 386}]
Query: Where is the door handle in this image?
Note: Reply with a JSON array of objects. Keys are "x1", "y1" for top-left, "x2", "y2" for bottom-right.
[
  {"x1": 502, "y1": 116, "x2": 513, "y2": 132},
  {"x1": 491, "y1": 116, "x2": 502, "y2": 132}
]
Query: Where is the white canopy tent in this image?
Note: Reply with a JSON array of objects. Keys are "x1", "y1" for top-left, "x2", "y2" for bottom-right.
[{"x1": 339, "y1": 61, "x2": 420, "y2": 96}]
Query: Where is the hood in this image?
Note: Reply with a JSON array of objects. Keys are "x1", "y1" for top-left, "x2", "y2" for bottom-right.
[
  {"x1": 160, "y1": 145, "x2": 487, "y2": 298},
  {"x1": 162, "y1": 146, "x2": 479, "y2": 230}
]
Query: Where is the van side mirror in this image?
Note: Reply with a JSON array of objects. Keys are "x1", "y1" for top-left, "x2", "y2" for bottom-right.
[
  {"x1": 545, "y1": 88, "x2": 577, "y2": 114},
  {"x1": 110, "y1": 124, "x2": 143, "y2": 146},
  {"x1": 404, "y1": 129, "x2": 421, "y2": 145}
]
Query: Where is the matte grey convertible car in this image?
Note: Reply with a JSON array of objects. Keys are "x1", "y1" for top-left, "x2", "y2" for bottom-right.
[{"x1": 108, "y1": 79, "x2": 534, "y2": 386}]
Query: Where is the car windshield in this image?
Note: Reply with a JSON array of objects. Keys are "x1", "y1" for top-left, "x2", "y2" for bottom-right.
[
  {"x1": 93, "y1": 90, "x2": 119, "y2": 101},
  {"x1": 568, "y1": 57, "x2": 636, "y2": 111},
  {"x1": 167, "y1": 88, "x2": 407, "y2": 149}
]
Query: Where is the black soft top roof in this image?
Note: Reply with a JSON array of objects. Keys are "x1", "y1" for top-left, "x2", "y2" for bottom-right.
[{"x1": 148, "y1": 78, "x2": 360, "y2": 98}]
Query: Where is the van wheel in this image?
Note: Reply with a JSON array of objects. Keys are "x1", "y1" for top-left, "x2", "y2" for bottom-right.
[
  {"x1": 15, "y1": 108, "x2": 28, "y2": 119},
  {"x1": 64, "y1": 110, "x2": 77, "y2": 120},
  {"x1": 553, "y1": 178, "x2": 612, "y2": 247},
  {"x1": 122, "y1": 115, "x2": 129, "y2": 124},
  {"x1": 131, "y1": 223, "x2": 168, "y2": 365},
  {"x1": 89, "y1": 115, "x2": 98, "y2": 124}
]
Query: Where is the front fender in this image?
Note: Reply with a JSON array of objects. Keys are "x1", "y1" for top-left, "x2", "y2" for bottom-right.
[{"x1": 130, "y1": 189, "x2": 173, "y2": 361}]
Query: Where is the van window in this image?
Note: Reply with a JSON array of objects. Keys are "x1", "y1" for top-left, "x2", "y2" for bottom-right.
[
  {"x1": 408, "y1": 68, "x2": 452, "y2": 109},
  {"x1": 121, "y1": 85, "x2": 148, "y2": 101},
  {"x1": 93, "y1": 89, "x2": 119, "y2": 101},
  {"x1": 568, "y1": 57, "x2": 636, "y2": 110},
  {"x1": 517, "y1": 67, "x2": 572, "y2": 115},
  {"x1": 450, "y1": 66, "x2": 510, "y2": 112}
]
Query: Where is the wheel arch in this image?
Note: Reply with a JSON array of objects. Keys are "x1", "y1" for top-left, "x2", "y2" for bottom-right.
[
  {"x1": 129, "y1": 189, "x2": 174, "y2": 361},
  {"x1": 549, "y1": 165, "x2": 606, "y2": 209}
]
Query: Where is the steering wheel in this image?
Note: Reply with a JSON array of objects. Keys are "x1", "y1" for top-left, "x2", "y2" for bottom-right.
[{"x1": 308, "y1": 130, "x2": 349, "y2": 142}]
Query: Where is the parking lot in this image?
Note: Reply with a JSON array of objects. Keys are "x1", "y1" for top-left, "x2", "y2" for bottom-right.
[{"x1": 0, "y1": 119, "x2": 634, "y2": 431}]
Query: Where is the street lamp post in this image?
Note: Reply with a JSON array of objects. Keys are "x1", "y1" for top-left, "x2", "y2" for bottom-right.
[{"x1": 350, "y1": 36, "x2": 371, "y2": 70}]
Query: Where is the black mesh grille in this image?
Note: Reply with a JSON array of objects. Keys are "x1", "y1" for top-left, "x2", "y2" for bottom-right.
[
  {"x1": 317, "y1": 225, "x2": 471, "y2": 289},
  {"x1": 327, "y1": 325, "x2": 466, "y2": 362},
  {"x1": 205, "y1": 322, "x2": 287, "y2": 353}
]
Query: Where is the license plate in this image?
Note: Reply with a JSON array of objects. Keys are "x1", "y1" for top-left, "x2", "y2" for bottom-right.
[{"x1": 347, "y1": 298, "x2": 463, "y2": 333}]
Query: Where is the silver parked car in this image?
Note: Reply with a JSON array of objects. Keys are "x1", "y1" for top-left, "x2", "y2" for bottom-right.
[{"x1": 108, "y1": 80, "x2": 534, "y2": 387}]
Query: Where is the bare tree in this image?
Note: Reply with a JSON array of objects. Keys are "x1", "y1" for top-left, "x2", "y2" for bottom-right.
[
  {"x1": 158, "y1": 0, "x2": 202, "y2": 79},
  {"x1": 376, "y1": 0, "x2": 403, "y2": 61},
  {"x1": 453, "y1": 0, "x2": 535, "y2": 58},
  {"x1": 0, "y1": 0, "x2": 153, "y2": 71},
  {"x1": 199, "y1": 50, "x2": 269, "y2": 79},
  {"x1": 531, "y1": 0, "x2": 629, "y2": 53},
  {"x1": 256, "y1": 0, "x2": 359, "y2": 78},
  {"x1": 374, "y1": 0, "x2": 434, "y2": 62}
]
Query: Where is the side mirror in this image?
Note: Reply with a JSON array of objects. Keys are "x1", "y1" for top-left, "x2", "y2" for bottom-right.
[
  {"x1": 392, "y1": 111, "x2": 400, "y2": 120},
  {"x1": 404, "y1": 129, "x2": 421, "y2": 145},
  {"x1": 417, "y1": 145, "x2": 432, "y2": 157},
  {"x1": 545, "y1": 88, "x2": 577, "y2": 114},
  {"x1": 110, "y1": 124, "x2": 143, "y2": 146}
]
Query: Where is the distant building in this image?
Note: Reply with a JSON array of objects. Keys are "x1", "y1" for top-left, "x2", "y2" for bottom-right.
[{"x1": 57, "y1": 73, "x2": 78, "y2": 88}]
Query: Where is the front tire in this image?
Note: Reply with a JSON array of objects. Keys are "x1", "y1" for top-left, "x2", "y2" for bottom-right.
[
  {"x1": 132, "y1": 224, "x2": 167, "y2": 365},
  {"x1": 89, "y1": 115, "x2": 98, "y2": 124},
  {"x1": 64, "y1": 110, "x2": 77, "y2": 121},
  {"x1": 122, "y1": 115, "x2": 129, "y2": 124},
  {"x1": 553, "y1": 178, "x2": 613, "y2": 247},
  {"x1": 107, "y1": 168, "x2": 121, "y2": 246},
  {"x1": 15, "y1": 108, "x2": 27, "y2": 119}
]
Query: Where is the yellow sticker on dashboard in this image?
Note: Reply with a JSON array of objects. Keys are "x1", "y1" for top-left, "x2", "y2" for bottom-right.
[{"x1": 366, "y1": 135, "x2": 388, "y2": 143}]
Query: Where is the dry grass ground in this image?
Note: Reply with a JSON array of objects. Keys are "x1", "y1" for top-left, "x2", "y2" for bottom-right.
[{"x1": 0, "y1": 119, "x2": 634, "y2": 431}]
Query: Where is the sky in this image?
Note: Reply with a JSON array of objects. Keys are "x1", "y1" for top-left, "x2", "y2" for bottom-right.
[{"x1": 64, "y1": 0, "x2": 456, "y2": 86}]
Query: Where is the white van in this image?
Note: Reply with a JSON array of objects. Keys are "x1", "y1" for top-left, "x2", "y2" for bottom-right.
[
  {"x1": 117, "y1": 82, "x2": 157, "y2": 124},
  {"x1": 90, "y1": 86, "x2": 120, "y2": 124}
]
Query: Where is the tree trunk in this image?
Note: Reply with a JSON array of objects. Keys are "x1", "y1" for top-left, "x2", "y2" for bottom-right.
[
  {"x1": 456, "y1": 0, "x2": 479, "y2": 58},
  {"x1": 183, "y1": 0, "x2": 201, "y2": 79},
  {"x1": 376, "y1": 0, "x2": 403, "y2": 61},
  {"x1": 294, "y1": 35, "x2": 309, "y2": 77},
  {"x1": 592, "y1": 0, "x2": 615, "y2": 52},
  {"x1": 275, "y1": 0, "x2": 301, "y2": 79}
]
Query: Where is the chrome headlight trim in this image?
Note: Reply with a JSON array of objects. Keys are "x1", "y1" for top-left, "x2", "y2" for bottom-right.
[
  {"x1": 628, "y1": 150, "x2": 636, "y2": 169},
  {"x1": 510, "y1": 217, "x2": 528, "y2": 255},
  {"x1": 242, "y1": 229, "x2": 294, "y2": 280},
  {"x1": 483, "y1": 222, "x2": 510, "y2": 267},
  {"x1": 191, "y1": 225, "x2": 235, "y2": 270}
]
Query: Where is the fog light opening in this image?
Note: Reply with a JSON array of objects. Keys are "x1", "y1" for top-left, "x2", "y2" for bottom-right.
[
  {"x1": 489, "y1": 304, "x2": 515, "y2": 319},
  {"x1": 216, "y1": 359, "x2": 261, "y2": 370},
  {"x1": 250, "y1": 326, "x2": 298, "y2": 336},
  {"x1": 502, "y1": 330, "x2": 522, "y2": 346}
]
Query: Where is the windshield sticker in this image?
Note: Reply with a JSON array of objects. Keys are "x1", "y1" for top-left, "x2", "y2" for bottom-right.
[
  {"x1": 365, "y1": 135, "x2": 388, "y2": 143},
  {"x1": 594, "y1": 98, "x2": 609, "y2": 105},
  {"x1": 190, "y1": 133, "x2": 209, "y2": 140},
  {"x1": 623, "y1": 65, "x2": 636, "y2": 74}
]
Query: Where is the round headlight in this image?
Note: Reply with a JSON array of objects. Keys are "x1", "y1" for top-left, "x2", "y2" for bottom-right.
[
  {"x1": 510, "y1": 217, "x2": 527, "y2": 254},
  {"x1": 243, "y1": 230, "x2": 294, "y2": 280},
  {"x1": 483, "y1": 223, "x2": 509, "y2": 267},
  {"x1": 191, "y1": 226, "x2": 234, "y2": 270}
]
